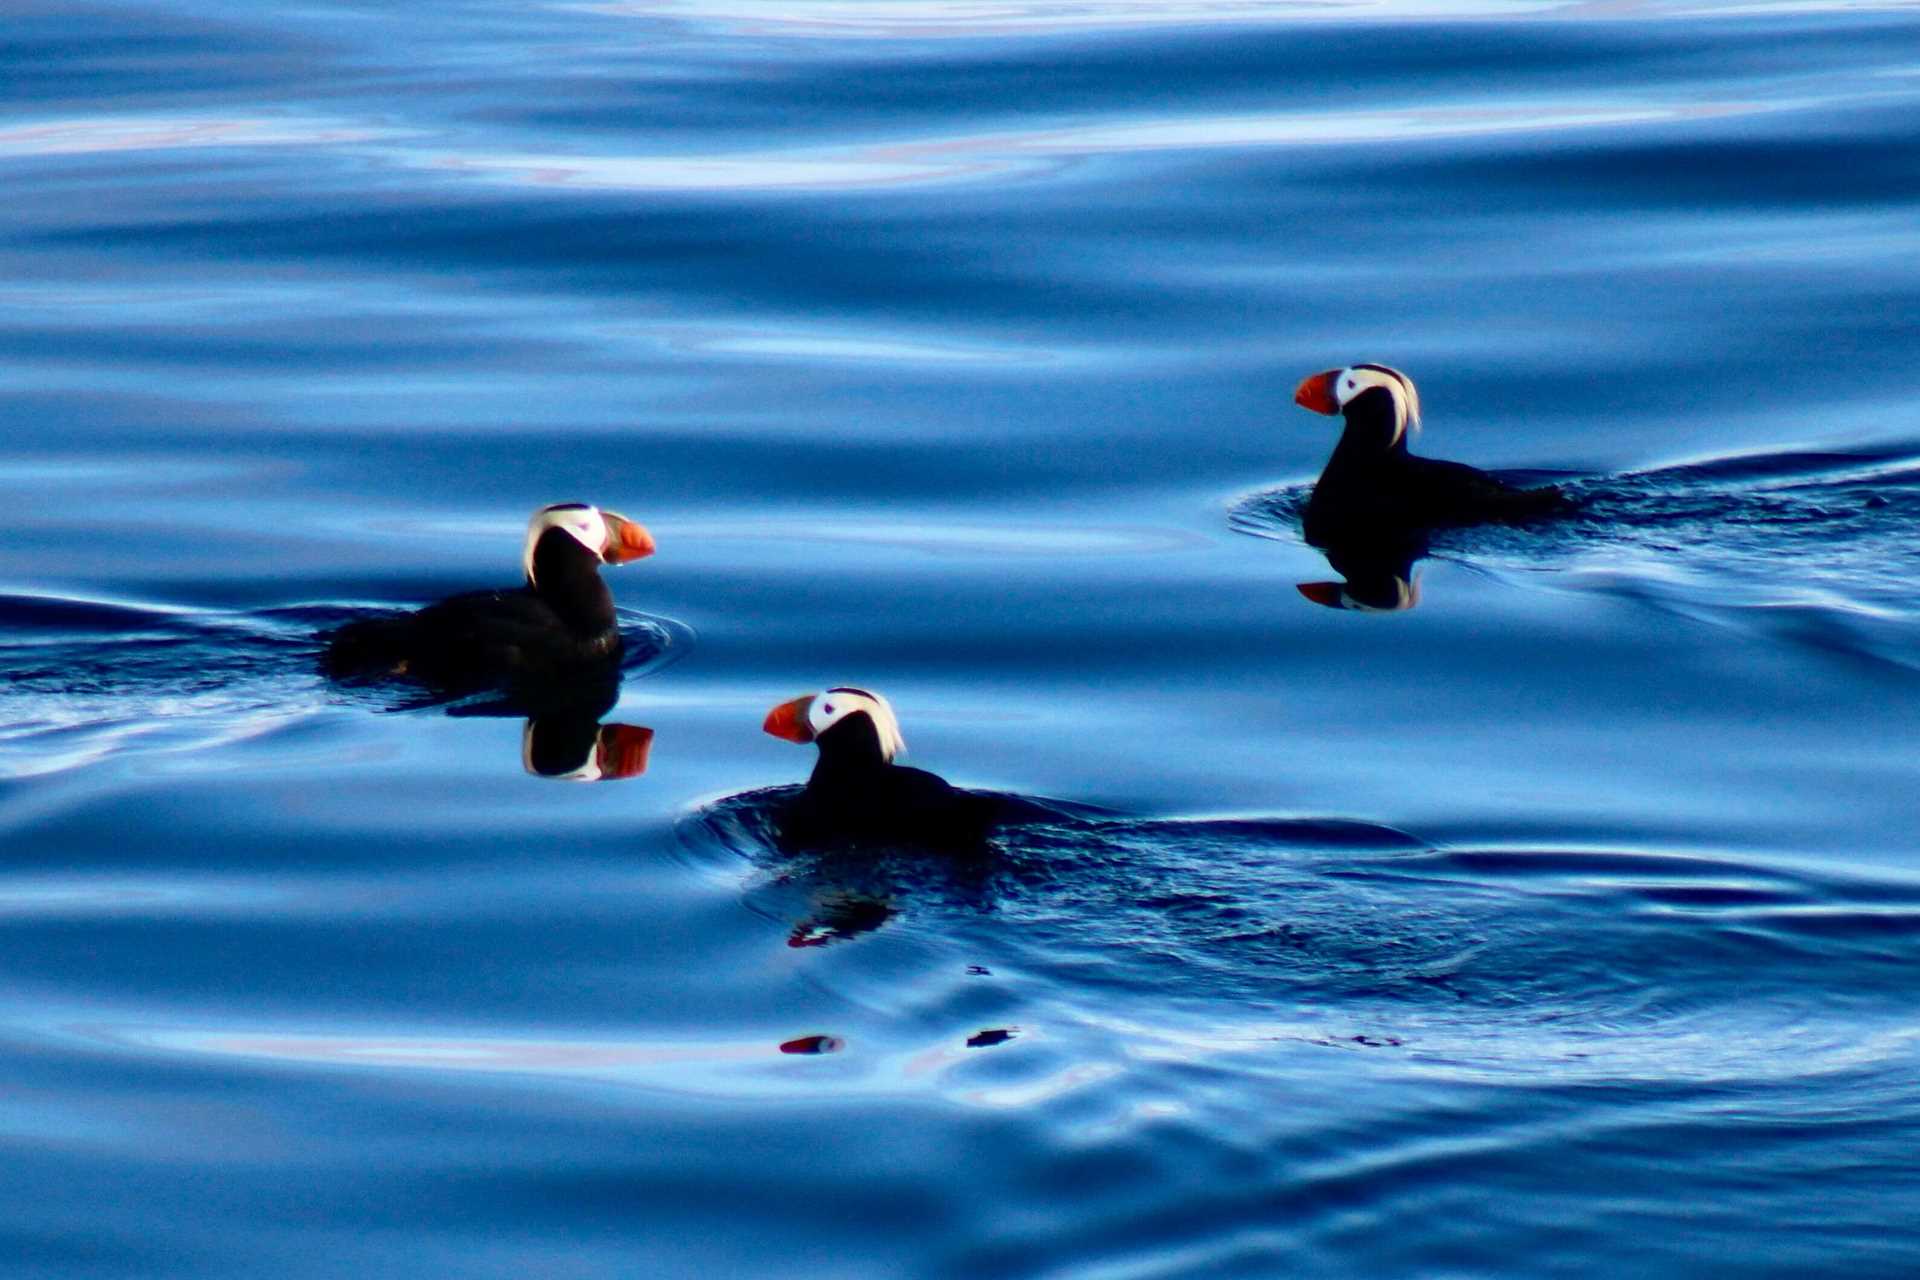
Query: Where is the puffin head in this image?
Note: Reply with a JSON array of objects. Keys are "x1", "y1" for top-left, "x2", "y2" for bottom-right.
[
  {"x1": 521, "y1": 503, "x2": 655, "y2": 587},
  {"x1": 762, "y1": 687, "x2": 906, "y2": 763},
  {"x1": 1293, "y1": 364, "x2": 1422, "y2": 448}
]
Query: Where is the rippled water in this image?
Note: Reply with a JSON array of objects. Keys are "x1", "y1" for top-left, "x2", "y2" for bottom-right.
[{"x1": 5, "y1": 0, "x2": 1920, "y2": 1274}]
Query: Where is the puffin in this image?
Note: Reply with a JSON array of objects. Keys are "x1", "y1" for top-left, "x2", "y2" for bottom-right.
[
  {"x1": 1293, "y1": 364, "x2": 1569, "y2": 544},
  {"x1": 322, "y1": 502, "x2": 654, "y2": 695},
  {"x1": 761, "y1": 687, "x2": 998, "y2": 848}
]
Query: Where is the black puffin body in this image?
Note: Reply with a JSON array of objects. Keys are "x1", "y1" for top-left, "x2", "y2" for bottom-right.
[
  {"x1": 763, "y1": 688, "x2": 998, "y2": 848},
  {"x1": 322, "y1": 503, "x2": 654, "y2": 696},
  {"x1": 1294, "y1": 364, "x2": 1569, "y2": 545}
]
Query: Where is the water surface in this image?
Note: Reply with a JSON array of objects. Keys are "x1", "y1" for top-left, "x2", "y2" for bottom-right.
[{"x1": 5, "y1": 0, "x2": 1920, "y2": 1275}]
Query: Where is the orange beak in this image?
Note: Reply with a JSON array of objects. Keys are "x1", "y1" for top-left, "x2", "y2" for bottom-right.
[
  {"x1": 595, "y1": 724, "x2": 654, "y2": 779},
  {"x1": 1296, "y1": 581, "x2": 1346, "y2": 608},
  {"x1": 762, "y1": 695, "x2": 816, "y2": 744},
  {"x1": 601, "y1": 512, "x2": 656, "y2": 564},
  {"x1": 1293, "y1": 370, "x2": 1342, "y2": 416}
]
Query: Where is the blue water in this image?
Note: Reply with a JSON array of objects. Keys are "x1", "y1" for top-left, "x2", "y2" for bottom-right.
[{"x1": 6, "y1": 1, "x2": 1920, "y2": 1274}]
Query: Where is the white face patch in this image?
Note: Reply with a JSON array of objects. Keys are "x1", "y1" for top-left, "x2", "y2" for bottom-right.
[
  {"x1": 809, "y1": 687, "x2": 906, "y2": 762},
  {"x1": 522, "y1": 503, "x2": 610, "y2": 586},
  {"x1": 1334, "y1": 365, "x2": 1421, "y2": 447}
]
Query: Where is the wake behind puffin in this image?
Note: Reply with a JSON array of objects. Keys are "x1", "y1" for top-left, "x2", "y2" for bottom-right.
[
  {"x1": 1294, "y1": 364, "x2": 1570, "y2": 544},
  {"x1": 322, "y1": 502, "x2": 655, "y2": 698}
]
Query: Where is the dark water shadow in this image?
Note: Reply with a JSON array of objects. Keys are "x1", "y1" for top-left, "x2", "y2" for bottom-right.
[
  {"x1": 683, "y1": 791, "x2": 1920, "y2": 1076},
  {"x1": 688, "y1": 783, "x2": 1090, "y2": 900},
  {"x1": 684, "y1": 784, "x2": 1114, "y2": 946},
  {"x1": 320, "y1": 608, "x2": 689, "y2": 713},
  {"x1": 684, "y1": 788, "x2": 1421, "y2": 959}
]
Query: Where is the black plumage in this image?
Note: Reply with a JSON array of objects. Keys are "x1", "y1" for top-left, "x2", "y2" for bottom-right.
[
  {"x1": 322, "y1": 505, "x2": 651, "y2": 697},
  {"x1": 765, "y1": 691, "x2": 999, "y2": 849},
  {"x1": 1297, "y1": 365, "x2": 1570, "y2": 545}
]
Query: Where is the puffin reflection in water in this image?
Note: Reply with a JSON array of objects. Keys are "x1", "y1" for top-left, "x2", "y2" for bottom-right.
[
  {"x1": 762, "y1": 687, "x2": 1000, "y2": 848},
  {"x1": 323, "y1": 502, "x2": 655, "y2": 698},
  {"x1": 520, "y1": 717, "x2": 654, "y2": 782},
  {"x1": 433, "y1": 662, "x2": 656, "y2": 782},
  {"x1": 1296, "y1": 530, "x2": 1426, "y2": 613},
  {"x1": 1293, "y1": 364, "x2": 1569, "y2": 546}
]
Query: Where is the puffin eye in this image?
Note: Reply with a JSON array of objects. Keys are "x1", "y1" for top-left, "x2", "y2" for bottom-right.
[{"x1": 822, "y1": 704, "x2": 835, "y2": 714}]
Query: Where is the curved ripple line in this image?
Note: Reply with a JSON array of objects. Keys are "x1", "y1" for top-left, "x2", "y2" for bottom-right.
[
  {"x1": 0, "y1": 115, "x2": 385, "y2": 158},
  {"x1": 390, "y1": 97, "x2": 1783, "y2": 193},
  {"x1": 579, "y1": 0, "x2": 1872, "y2": 39},
  {"x1": 688, "y1": 797, "x2": 1920, "y2": 1082}
]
